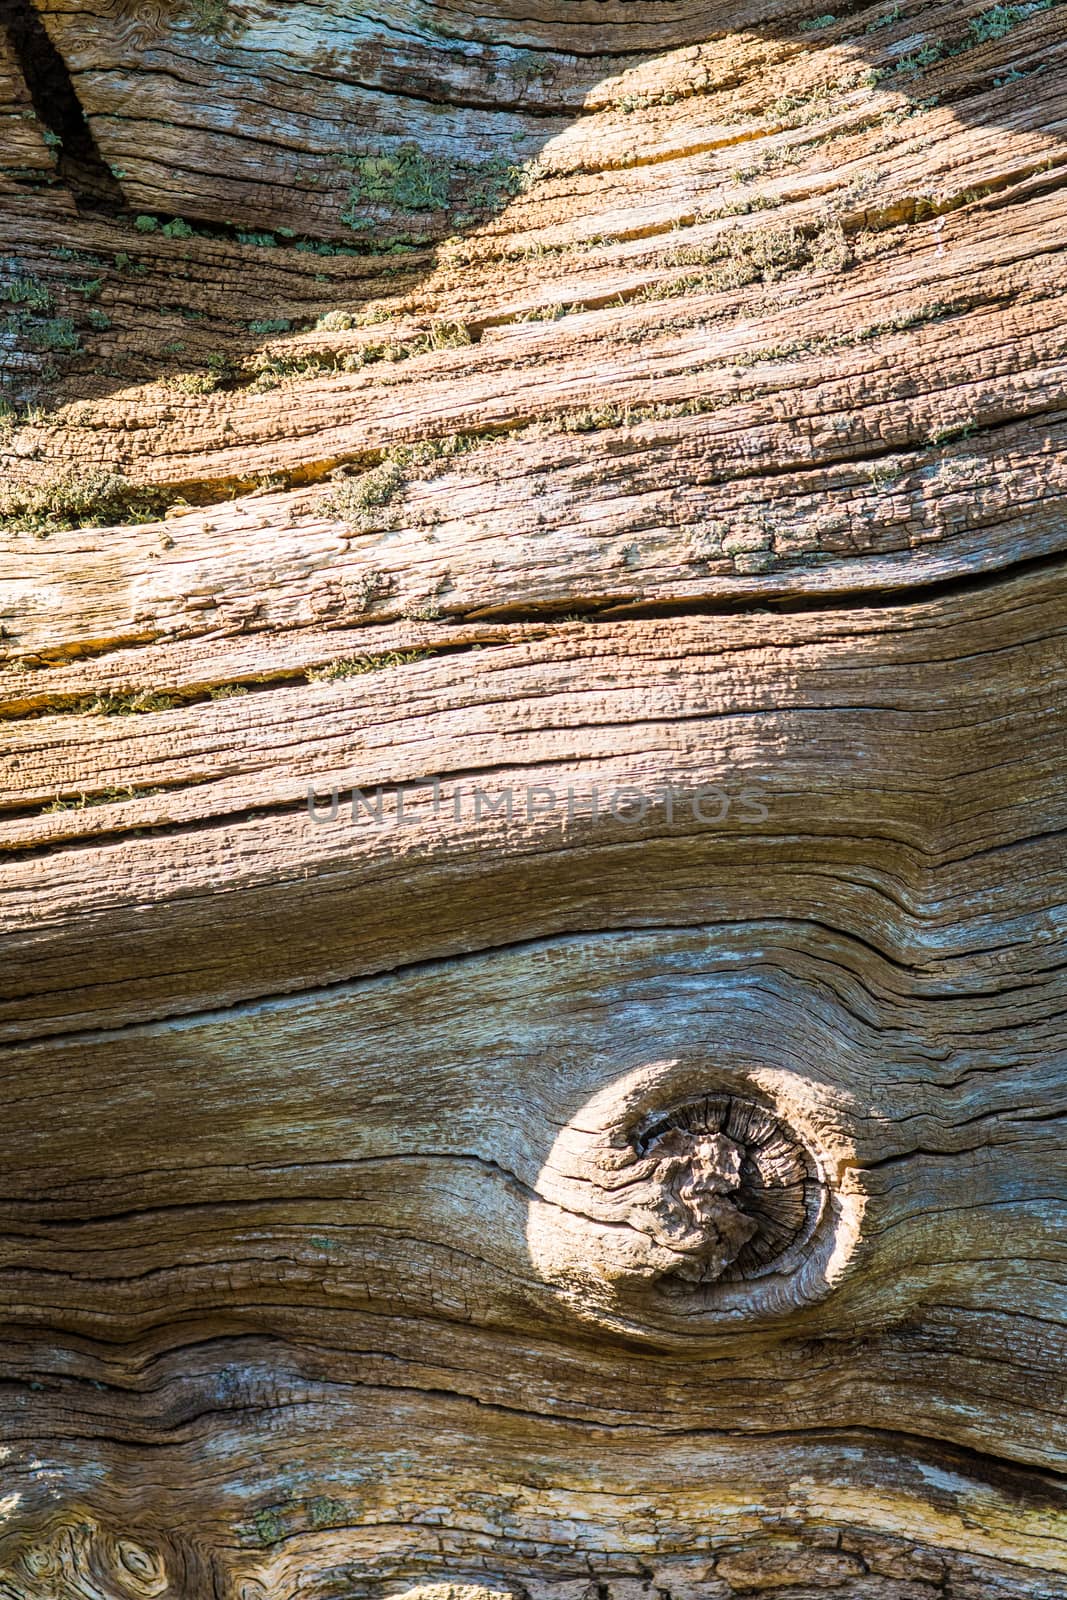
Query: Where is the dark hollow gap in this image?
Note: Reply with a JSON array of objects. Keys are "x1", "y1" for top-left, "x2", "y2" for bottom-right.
[{"x1": 0, "y1": 0, "x2": 124, "y2": 209}]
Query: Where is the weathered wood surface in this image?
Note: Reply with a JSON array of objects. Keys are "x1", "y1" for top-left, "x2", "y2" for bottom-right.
[
  {"x1": 1, "y1": 567, "x2": 1065, "y2": 1034},
  {"x1": 0, "y1": 33, "x2": 55, "y2": 186},
  {"x1": 0, "y1": 0, "x2": 1065, "y2": 1596}
]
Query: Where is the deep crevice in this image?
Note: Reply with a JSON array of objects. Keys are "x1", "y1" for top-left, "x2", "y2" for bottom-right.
[{"x1": 0, "y1": 0, "x2": 124, "y2": 210}]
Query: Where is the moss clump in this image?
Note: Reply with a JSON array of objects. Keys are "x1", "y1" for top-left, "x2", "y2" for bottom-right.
[
  {"x1": 79, "y1": 690, "x2": 181, "y2": 715},
  {"x1": 320, "y1": 432, "x2": 482, "y2": 528},
  {"x1": 42, "y1": 784, "x2": 167, "y2": 812},
  {"x1": 23, "y1": 317, "x2": 81, "y2": 353},
  {"x1": 341, "y1": 145, "x2": 529, "y2": 229},
  {"x1": 655, "y1": 221, "x2": 850, "y2": 294},
  {"x1": 306, "y1": 1496, "x2": 348, "y2": 1529},
  {"x1": 0, "y1": 469, "x2": 173, "y2": 535},
  {"x1": 1, "y1": 276, "x2": 53, "y2": 311},
  {"x1": 315, "y1": 307, "x2": 389, "y2": 332},
  {"x1": 321, "y1": 458, "x2": 407, "y2": 522},
  {"x1": 305, "y1": 650, "x2": 429, "y2": 682},
  {"x1": 44, "y1": 682, "x2": 249, "y2": 718},
  {"x1": 344, "y1": 145, "x2": 452, "y2": 213},
  {"x1": 247, "y1": 1507, "x2": 285, "y2": 1546},
  {"x1": 967, "y1": 1, "x2": 1050, "y2": 42},
  {"x1": 182, "y1": 0, "x2": 246, "y2": 37},
  {"x1": 166, "y1": 370, "x2": 222, "y2": 394},
  {"x1": 247, "y1": 351, "x2": 333, "y2": 391},
  {"x1": 875, "y1": 0, "x2": 1051, "y2": 81}
]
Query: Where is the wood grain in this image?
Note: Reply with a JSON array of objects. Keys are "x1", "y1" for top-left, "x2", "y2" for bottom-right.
[
  {"x1": 0, "y1": 34, "x2": 56, "y2": 187},
  {"x1": 1, "y1": 562, "x2": 1064, "y2": 1595},
  {"x1": 0, "y1": 2, "x2": 1064, "y2": 1594}
]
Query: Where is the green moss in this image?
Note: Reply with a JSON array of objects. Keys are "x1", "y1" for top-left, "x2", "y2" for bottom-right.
[
  {"x1": 341, "y1": 144, "x2": 529, "y2": 229},
  {"x1": 966, "y1": 0, "x2": 1051, "y2": 42},
  {"x1": 426, "y1": 319, "x2": 472, "y2": 349},
  {"x1": 247, "y1": 351, "x2": 330, "y2": 390},
  {"x1": 344, "y1": 144, "x2": 452, "y2": 213},
  {"x1": 42, "y1": 784, "x2": 165, "y2": 812},
  {"x1": 540, "y1": 393, "x2": 727, "y2": 437},
  {"x1": 867, "y1": 460, "x2": 907, "y2": 488},
  {"x1": 318, "y1": 431, "x2": 486, "y2": 529},
  {"x1": 26, "y1": 317, "x2": 81, "y2": 353},
  {"x1": 0, "y1": 469, "x2": 173, "y2": 536},
  {"x1": 167, "y1": 370, "x2": 221, "y2": 394},
  {"x1": 315, "y1": 308, "x2": 385, "y2": 331},
  {"x1": 182, "y1": 0, "x2": 246, "y2": 36},
  {"x1": 648, "y1": 220, "x2": 850, "y2": 299},
  {"x1": 37, "y1": 681, "x2": 251, "y2": 719},
  {"x1": 306, "y1": 317, "x2": 470, "y2": 367},
  {"x1": 865, "y1": 5, "x2": 902, "y2": 29},
  {"x1": 928, "y1": 421, "x2": 977, "y2": 446},
  {"x1": 79, "y1": 690, "x2": 181, "y2": 715},
  {"x1": 883, "y1": 2, "x2": 1051, "y2": 81},
  {"x1": 2, "y1": 275, "x2": 53, "y2": 311},
  {"x1": 855, "y1": 300, "x2": 956, "y2": 339},
  {"x1": 306, "y1": 650, "x2": 429, "y2": 682},
  {"x1": 315, "y1": 309, "x2": 356, "y2": 333},
  {"x1": 248, "y1": 1508, "x2": 285, "y2": 1546},
  {"x1": 323, "y1": 458, "x2": 407, "y2": 520},
  {"x1": 0, "y1": 398, "x2": 47, "y2": 433},
  {"x1": 462, "y1": 155, "x2": 531, "y2": 209},
  {"x1": 892, "y1": 42, "x2": 947, "y2": 76},
  {"x1": 307, "y1": 1496, "x2": 348, "y2": 1529},
  {"x1": 516, "y1": 301, "x2": 580, "y2": 323},
  {"x1": 235, "y1": 1491, "x2": 355, "y2": 1548},
  {"x1": 3, "y1": 308, "x2": 82, "y2": 353}
]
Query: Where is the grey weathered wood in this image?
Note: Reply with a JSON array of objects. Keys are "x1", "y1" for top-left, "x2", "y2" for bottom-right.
[{"x1": 0, "y1": 1, "x2": 1065, "y2": 1595}]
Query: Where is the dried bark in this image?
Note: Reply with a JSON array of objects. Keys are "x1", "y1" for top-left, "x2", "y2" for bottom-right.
[{"x1": 0, "y1": 2, "x2": 1065, "y2": 1596}]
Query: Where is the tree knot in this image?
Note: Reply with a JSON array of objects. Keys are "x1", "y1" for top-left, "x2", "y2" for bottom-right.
[{"x1": 630, "y1": 1096, "x2": 824, "y2": 1291}]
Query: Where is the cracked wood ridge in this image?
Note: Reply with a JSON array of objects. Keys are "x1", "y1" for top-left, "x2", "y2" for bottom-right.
[{"x1": 0, "y1": 0, "x2": 1066, "y2": 1596}]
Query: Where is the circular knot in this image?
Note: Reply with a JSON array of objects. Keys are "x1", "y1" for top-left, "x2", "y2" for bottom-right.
[
  {"x1": 527, "y1": 1064, "x2": 865, "y2": 1340},
  {"x1": 633, "y1": 1096, "x2": 824, "y2": 1291}
]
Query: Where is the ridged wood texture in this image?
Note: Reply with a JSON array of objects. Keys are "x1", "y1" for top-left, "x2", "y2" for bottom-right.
[{"x1": 0, "y1": 1, "x2": 1065, "y2": 1596}]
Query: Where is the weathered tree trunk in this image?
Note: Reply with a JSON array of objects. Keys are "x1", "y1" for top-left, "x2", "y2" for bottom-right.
[{"x1": 1, "y1": 1, "x2": 1065, "y2": 1596}]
